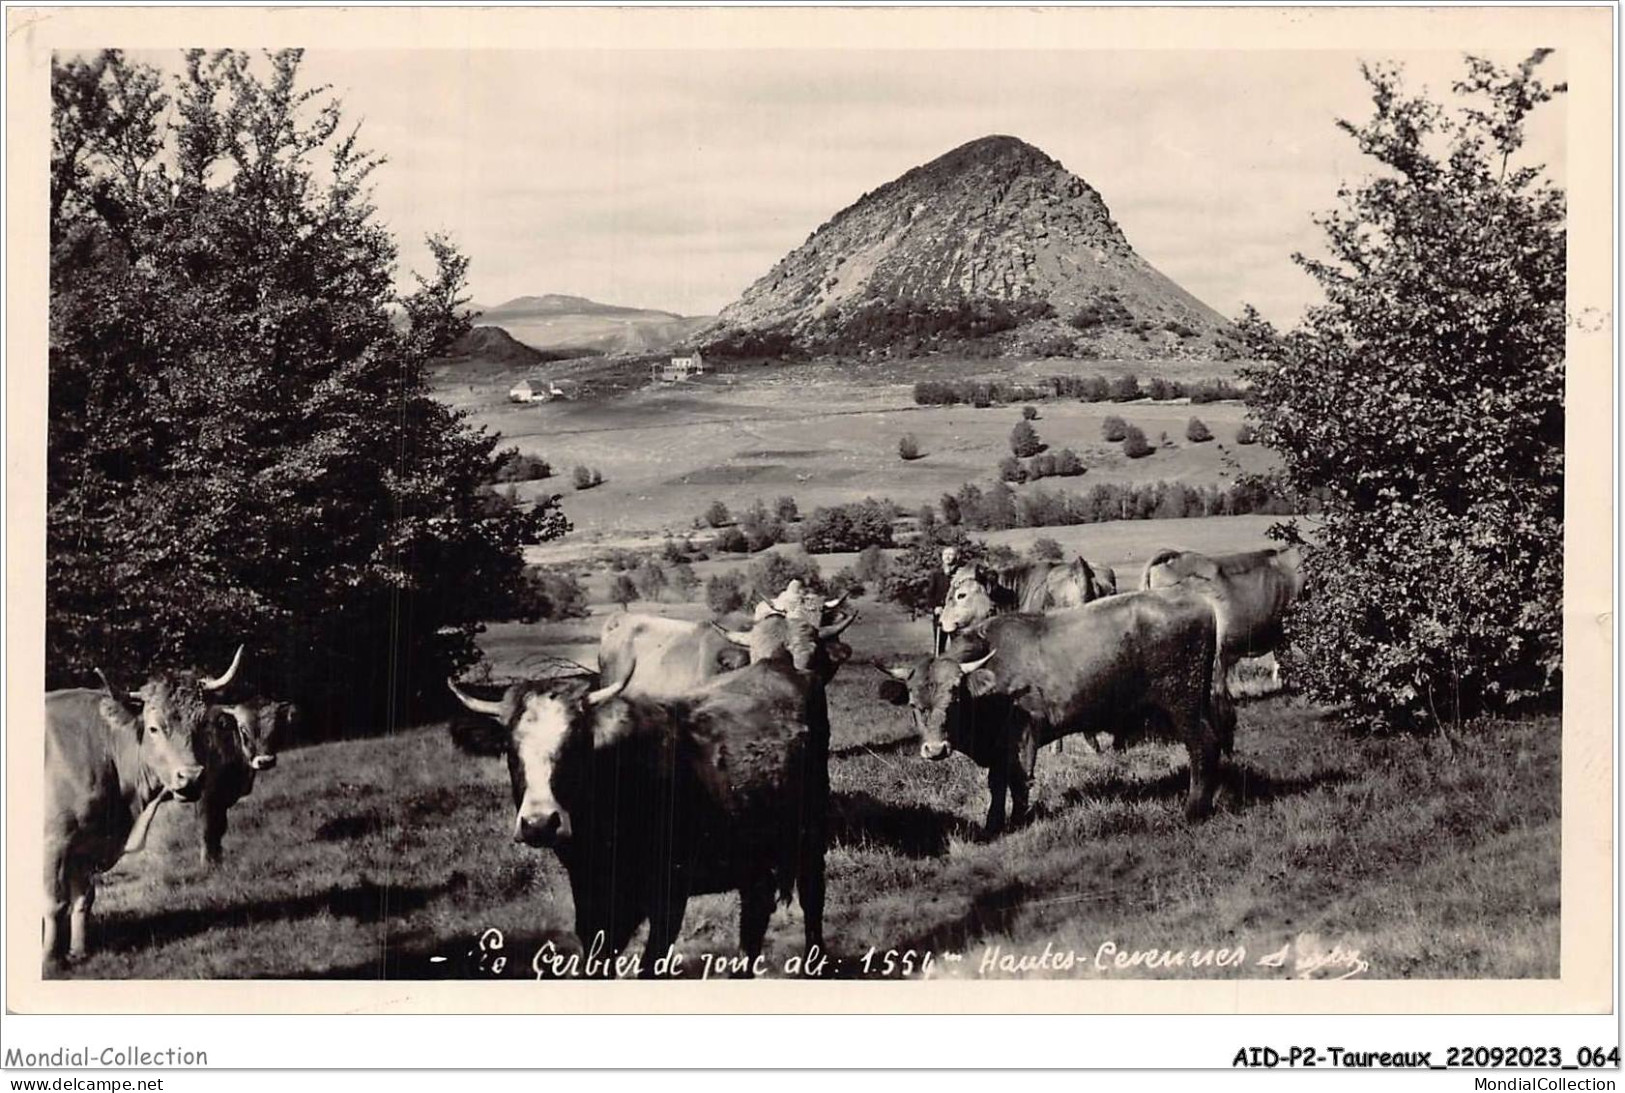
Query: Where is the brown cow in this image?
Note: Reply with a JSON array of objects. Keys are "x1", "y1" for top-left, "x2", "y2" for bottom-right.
[
  {"x1": 1139, "y1": 546, "x2": 1304, "y2": 693},
  {"x1": 597, "y1": 613, "x2": 749, "y2": 699},
  {"x1": 943, "y1": 556, "x2": 1116, "y2": 627},
  {"x1": 448, "y1": 657, "x2": 830, "y2": 977},
  {"x1": 879, "y1": 592, "x2": 1230, "y2": 833},
  {"x1": 44, "y1": 647, "x2": 244, "y2": 964}
]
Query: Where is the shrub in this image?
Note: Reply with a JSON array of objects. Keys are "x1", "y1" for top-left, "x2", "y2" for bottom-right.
[
  {"x1": 1109, "y1": 373, "x2": 1143, "y2": 402},
  {"x1": 746, "y1": 553, "x2": 824, "y2": 605},
  {"x1": 661, "y1": 537, "x2": 688, "y2": 563},
  {"x1": 1122, "y1": 426, "x2": 1153, "y2": 459},
  {"x1": 1009, "y1": 419, "x2": 1043, "y2": 458},
  {"x1": 998, "y1": 455, "x2": 1025, "y2": 483},
  {"x1": 513, "y1": 567, "x2": 590, "y2": 623},
  {"x1": 713, "y1": 526, "x2": 749, "y2": 553},
  {"x1": 801, "y1": 498, "x2": 897, "y2": 554},
  {"x1": 1077, "y1": 376, "x2": 1110, "y2": 402},
  {"x1": 1029, "y1": 537, "x2": 1064, "y2": 562},
  {"x1": 1186, "y1": 417, "x2": 1213, "y2": 443},
  {"x1": 1235, "y1": 423, "x2": 1258, "y2": 445},
  {"x1": 573, "y1": 465, "x2": 604, "y2": 490},
  {"x1": 1240, "y1": 52, "x2": 1565, "y2": 728},
  {"x1": 1021, "y1": 405, "x2": 1039, "y2": 421},
  {"x1": 1053, "y1": 448, "x2": 1084, "y2": 476},
  {"x1": 705, "y1": 573, "x2": 746, "y2": 615},
  {"x1": 633, "y1": 559, "x2": 668, "y2": 602},
  {"x1": 939, "y1": 492, "x2": 962, "y2": 526},
  {"x1": 669, "y1": 561, "x2": 700, "y2": 601},
  {"x1": 704, "y1": 500, "x2": 732, "y2": 528},
  {"x1": 774, "y1": 495, "x2": 800, "y2": 522},
  {"x1": 1101, "y1": 415, "x2": 1128, "y2": 442},
  {"x1": 609, "y1": 574, "x2": 638, "y2": 609},
  {"x1": 898, "y1": 434, "x2": 922, "y2": 461},
  {"x1": 494, "y1": 451, "x2": 553, "y2": 483},
  {"x1": 879, "y1": 531, "x2": 991, "y2": 618}
]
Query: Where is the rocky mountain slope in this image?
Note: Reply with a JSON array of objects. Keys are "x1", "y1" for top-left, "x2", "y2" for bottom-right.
[{"x1": 709, "y1": 135, "x2": 1237, "y2": 360}]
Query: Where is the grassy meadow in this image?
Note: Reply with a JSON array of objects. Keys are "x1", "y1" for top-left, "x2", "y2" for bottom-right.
[{"x1": 51, "y1": 356, "x2": 1558, "y2": 982}]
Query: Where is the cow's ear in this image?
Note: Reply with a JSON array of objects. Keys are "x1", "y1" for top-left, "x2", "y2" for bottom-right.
[
  {"x1": 877, "y1": 679, "x2": 909, "y2": 705},
  {"x1": 965, "y1": 669, "x2": 999, "y2": 697}
]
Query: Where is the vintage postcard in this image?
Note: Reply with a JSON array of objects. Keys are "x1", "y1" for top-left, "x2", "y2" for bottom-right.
[{"x1": 4, "y1": 4, "x2": 1613, "y2": 1020}]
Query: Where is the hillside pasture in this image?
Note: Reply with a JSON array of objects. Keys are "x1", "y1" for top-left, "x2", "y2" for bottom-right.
[{"x1": 54, "y1": 662, "x2": 1558, "y2": 982}]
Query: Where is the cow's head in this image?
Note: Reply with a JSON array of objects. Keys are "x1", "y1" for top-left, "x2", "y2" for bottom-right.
[
  {"x1": 230, "y1": 699, "x2": 295, "y2": 771},
  {"x1": 714, "y1": 609, "x2": 857, "y2": 682},
  {"x1": 939, "y1": 576, "x2": 997, "y2": 634},
  {"x1": 121, "y1": 645, "x2": 244, "y2": 802},
  {"x1": 877, "y1": 649, "x2": 997, "y2": 760},
  {"x1": 447, "y1": 665, "x2": 633, "y2": 849}
]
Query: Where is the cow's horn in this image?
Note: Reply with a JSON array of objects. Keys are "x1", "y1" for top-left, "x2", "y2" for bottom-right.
[
  {"x1": 823, "y1": 592, "x2": 848, "y2": 610},
  {"x1": 200, "y1": 644, "x2": 245, "y2": 691},
  {"x1": 958, "y1": 649, "x2": 997, "y2": 674},
  {"x1": 93, "y1": 667, "x2": 116, "y2": 696},
  {"x1": 447, "y1": 679, "x2": 503, "y2": 717},
  {"x1": 586, "y1": 661, "x2": 634, "y2": 706},
  {"x1": 710, "y1": 621, "x2": 753, "y2": 647},
  {"x1": 818, "y1": 611, "x2": 858, "y2": 641},
  {"x1": 879, "y1": 663, "x2": 911, "y2": 681}
]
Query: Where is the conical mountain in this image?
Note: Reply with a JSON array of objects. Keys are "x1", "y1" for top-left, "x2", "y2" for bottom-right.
[{"x1": 712, "y1": 135, "x2": 1232, "y2": 358}]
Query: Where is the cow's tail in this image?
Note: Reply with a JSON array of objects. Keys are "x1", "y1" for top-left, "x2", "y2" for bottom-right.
[{"x1": 1141, "y1": 549, "x2": 1183, "y2": 590}]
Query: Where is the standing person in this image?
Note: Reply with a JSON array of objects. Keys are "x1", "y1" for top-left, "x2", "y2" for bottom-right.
[{"x1": 927, "y1": 545, "x2": 962, "y2": 654}]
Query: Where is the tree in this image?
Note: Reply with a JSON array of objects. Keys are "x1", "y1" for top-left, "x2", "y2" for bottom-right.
[
  {"x1": 573, "y1": 465, "x2": 603, "y2": 490},
  {"x1": 1101, "y1": 416, "x2": 1129, "y2": 442},
  {"x1": 1021, "y1": 405, "x2": 1040, "y2": 421},
  {"x1": 46, "y1": 50, "x2": 566, "y2": 728},
  {"x1": 1122, "y1": 426, "x2": 1153, "y2": 459},
  {"x1": 1234, "y1": 423, "x2": 1259, "y2": 445},
  {"x1": 1010, "y1": 419, "x2": 1043, "y2": 458},
  {"x1": 705, "y1": 573, "x2": 746, "y2": 615},
  {"x1": 1186, "y1": 418, "x2": 1213, "y2": 443},
  {"x1": 704, "y1": 499, "x2": 732, "y2": 528},
  {"x1": 1241, "y1": 52, "x2": 1565, "y2": 728},
  {"x1": 669, "y1": 561, "x2": 700, "y2": 602},
  {"x1": 898, "y1": 433, "x2": 922, "y2": 461},
  {"x1": 610, "y1": 574, "x2": 639, "y2": 610},
  {"x1": 1030, "y1": 537, "x2": 1064, "y2": 562},
  {"x1": 747, "y1": 553, "x2": 823, "y2": 605},
  {"x1": 774, "y1": 495, "x2": 799, "y2": 522},
  {"x1": 633, "y1": 559, "x2": 668, "y2": 603}
]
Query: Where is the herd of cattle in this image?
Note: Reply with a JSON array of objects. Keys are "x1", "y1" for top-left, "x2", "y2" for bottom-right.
[{"x1": 42, "y1": 544, "x2": 1303, "y2": 975}]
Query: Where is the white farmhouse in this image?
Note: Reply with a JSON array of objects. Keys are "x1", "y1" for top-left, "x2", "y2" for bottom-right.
[
  {"x1": 653, "y1": 351, "x2": 706, "y2": 383},
  {"x1": 508, "y1": 379, "x2": 536, "y2": 402}
]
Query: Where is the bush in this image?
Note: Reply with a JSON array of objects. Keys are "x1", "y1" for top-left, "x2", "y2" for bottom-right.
[
  {"x1": 774, "y1": 495, "x2": 800, "y2": 522},
  {"x1": 1122, "y1": 426, "x2": 1153, "y2": 459},
  {"x1": 669, "y1": 561, "x2": 700, "y2": 601},
  {"x1": 1109, "y1": 373, "x2": 1143, "y2": 402},
  {"x1": 1029, "y1": 537, "x2": 1064, "y2": 562},
  {"x1": 661, "y1": 537, "x2": 688, "y2": 564},
  {"x1": 513, "y1": 567, "x2": 590, "y2": 623},
  {"x1": 705, "y1": 573, "x2": 746, "y2": 615},
  {"x1": 898, "y1": 434, "x2": 922, "y2": 461},
  {"x1": 1186, "y1": 418, "x2": 1213, "y2": 443},
  {"x1": 494, "y1": 451, "x2": 553, "y2": 483},
  {"x1": 853, "y1": 544, "x2": 891, "y2": 587},
  {"x1": 1101, "y1": 415, "x2": 1129, "y2": 442},
  {"x1": 713, "y1": 526, "x2": 749, "y2": 553},
  {"x1": 573, "y1": 465, "x2": 604, "y2": 490},
  {"x1": 1021, "y1": 405, "x2": 1039, "y2": 421},
  {"x1": 746, "y1": 552, "x2": 825, "y2": 606},
  {"x1": 633, "y1": 559, "x2": 668, "y2": 602},
  {"x1": 609, "y1": 574, "x2": 639, "y2": 609},
  {"x1": 1077, "y1": 376, "x2": 1110, "y2": 402},
  {"x1": 1235, "y1": 423, "x2": 1258, "y2": 445},
  {"x1": 998, "y1": 455, "x2": 1025, "y2": 483},
  {"x1": 1240, "y1": 52, "x2": 1565, "y2": 728},
  {"x1": 1053, "y1": 448, "x2": 1084, "y2": 476},
  {"x1": 801, "y1": 498, "x2": 897, "y2": 554},
  {"x1": 704, "y1": 500, "x2": 732, "y2": 528},
  {"x1": 879, "y1": 531, "x2": 991, "y2": 618},
  {"x1": 1009, "y1": 420, "x2": 1043, "y2": 458}
]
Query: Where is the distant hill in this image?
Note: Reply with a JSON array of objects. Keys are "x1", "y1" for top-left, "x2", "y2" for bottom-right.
[
  {"x1": 476, "y1": 294, "x2": 713, "y2": 356},
  {"x1": 439, "y1": 325, "x2": 547, "y2": 366},
  {"x1": 708, "y1": 134, "x2": 1239, "y2": 362}
]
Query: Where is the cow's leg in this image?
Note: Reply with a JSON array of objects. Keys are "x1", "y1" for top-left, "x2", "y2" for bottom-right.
[
  {"x1": 640, "y1": 888, "x2": 689, "y2": 979},
  {"x1": 67, "y1": 875, "x2": 95, "y2": 963},
  {"x1": 984, "y1": 758, "x2": 1009, "y2": 836},
  {"x1": 736, "y1": 874, "x2": 777, "y2": 978},
  {"x1": 43, "y1": 857, "x2": 67, "y2": 966},
  {"x1": 201, "y1": 798, "x2": 228, "y2": 867},
  {"x1": 1212, "y1": 686, "x2": 1238, "y2": 758},
  {"x1": 1009, "y1": 726, "x2": 1040, "y2": 828},
  {"x1": 1183, "y1": 713, "x2": 1223, "y2": 821},
  {"x1": 796, "y1": 839, "x2": 827, "y2": 959}
]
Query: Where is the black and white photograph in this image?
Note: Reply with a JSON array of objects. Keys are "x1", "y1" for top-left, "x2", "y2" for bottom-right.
[{"x1": 4, "y1": 4, "x2": 1614, "y2": 1028}]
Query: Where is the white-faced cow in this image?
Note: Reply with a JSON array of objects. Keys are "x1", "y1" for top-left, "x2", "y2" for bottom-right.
[
  {"x1": 879, "y1": 592, "x2": 1231, "y2": 833},
  {"x1": 449, "y1": 657, "x2": 829, "y2": 977},
  {"x1": 1139, "y1": 546, "x2": 1304, "y2": 693},
  {"x1": 44, "y1": 646, "x2": 244, "y2": 965},
  {"x1": 597, "y1": 613, "x2": 751, "y2": 699},
  {"x1": 194, "y1": 697, "x2": 297, "y2": 865}
]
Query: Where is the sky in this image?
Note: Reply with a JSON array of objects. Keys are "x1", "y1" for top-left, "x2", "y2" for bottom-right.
[{"x1": 259, "y1": 47, "x2": 1567, "y2": 327}]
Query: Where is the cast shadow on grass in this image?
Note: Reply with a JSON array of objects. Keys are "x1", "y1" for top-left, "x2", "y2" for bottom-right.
[
  {"x1": 827, "y1": 790, "x2": 974, "y2": 859},
  {"x1": 85, "y1": 875, "x2": 462, "y2": 958},
  {"x1": 1047, "y1": 760, "x2": 1353, "y2": 817}
]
